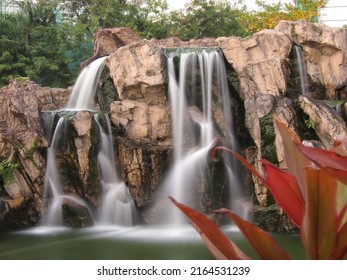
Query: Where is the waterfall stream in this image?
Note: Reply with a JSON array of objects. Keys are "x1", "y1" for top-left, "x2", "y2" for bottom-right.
[
  {"x1": 42, "y1": 47, "x2": 247, "y2": 228},
  {"x1": 42, "y1": 56, "x2": 134, "y2": 227},
  {"x1": 164, "y1": 48, "x2": 245, "y2": 224},
  {"x1": 293, "y1": 45, "x2": 309, "y2": 95}
]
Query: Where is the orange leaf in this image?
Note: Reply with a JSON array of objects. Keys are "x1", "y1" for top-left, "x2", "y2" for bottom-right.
[
  {"x1": 216, "y1": 208, "x2": 291, "y2": 260},
  {"x1": 301, "y1": 168, "x2": 337, "y2": 259},
  {"x1": 169, "y1": 196, "x2": 251, "y2": 260},
  {"x1": 330, "y1": 222, "x2": 347, "y2": 259}
]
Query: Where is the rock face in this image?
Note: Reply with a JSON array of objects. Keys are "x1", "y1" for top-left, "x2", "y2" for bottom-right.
[
  {"x1": 107, "y1": 40, "x2": 172, "y2": 210},
  {"x1": 81, "y1": 27, "x2": 142, "y2": 67},
  {"x1": 0, "y1": 80, "x2": 67, "y2": 226},
  {"x1": 93, "y1": 27, "x2": 142, "y2": 57},
  {"x1": 275, "y1": 20, "x2": 347, "y2": 99},
  {"x1": 107, "y1": 40, "x2": 168, "y2": 105},
  {"x1": 217, "y1": 30, "x2": 292, "y2": 100},
  {"x1": 1, "y1": 21, "x2": 347, "y2": 231},
  {"x1": 151, "y1": 36, "x2": 217, "y2": 48}
]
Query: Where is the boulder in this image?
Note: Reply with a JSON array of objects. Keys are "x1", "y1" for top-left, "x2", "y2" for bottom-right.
[
  {"x1": 298, "y1": 96, "x2": 347, "y2": 147},
  {"x1": 81, "y1": 27, "x2": 142, "y2": 67},
  {"x1": 217, "y1": 30, "x2": 292, "y2": 100},
  {"x1": 107, "y1": 40, "x2": 168, "y2": 105},
  {"x1": 93, "y1": 27, "x2": 142, "y2": 57}
]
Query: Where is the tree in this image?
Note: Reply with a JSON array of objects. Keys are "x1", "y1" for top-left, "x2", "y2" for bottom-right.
[
  {"x1": 246, "y1": 0, "x2": 328, "y2": 33},
  {"x1": 0, "y1": 13, "x2": 30, "y2": 86},
  {"x1": 0, "y1": 0, "x2": 76, "y2": 87},
  {"x1": 167, "y1": 0, "x2": 249, "y2": 40}
]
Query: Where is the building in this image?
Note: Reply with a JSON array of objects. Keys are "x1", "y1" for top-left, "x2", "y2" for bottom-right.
[{"x1": 320, "y1": 0, "x2": 347, "y2": 27}]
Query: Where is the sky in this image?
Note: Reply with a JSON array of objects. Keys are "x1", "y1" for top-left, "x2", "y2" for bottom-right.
[{"x1": 167, "y1": 0, "x2": 347, "y2": 27}]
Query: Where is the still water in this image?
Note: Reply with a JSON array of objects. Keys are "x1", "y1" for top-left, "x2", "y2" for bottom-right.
[{"x1": 0, "y1": 226, "x2": 305, "y2": 260}]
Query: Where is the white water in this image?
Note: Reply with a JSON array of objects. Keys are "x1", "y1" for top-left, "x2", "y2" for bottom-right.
[
  {"x1": 67, "y1": 57, "x2": 107, "y2": 110},
  {"x1": 42, "y1": 57, "x2": 135, "y2": 227},
  {"x1": 95, "y1": 114, "x2": 135, "y2": 226},
  {"x1": 42, "y1": 49, "x2": 247, "y2": 228},
  {"x1": 294, "y1": 45, "x2": 309, "y2": 95},
  {"x1": 165, "y1": 48, "x2": 244, "y2": 224}
]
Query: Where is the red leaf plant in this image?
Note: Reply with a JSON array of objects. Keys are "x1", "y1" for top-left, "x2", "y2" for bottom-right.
[{"x1": 170, "y1": 117, "x2": 347, "y2": 260}]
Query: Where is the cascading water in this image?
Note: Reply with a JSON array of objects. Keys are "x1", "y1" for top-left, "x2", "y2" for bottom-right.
[
  {"x1": 293, "y1": 45, "x2": 309, "y2": 95},
  {"x1": 95, "y1": 114, "x2": 136, "y2": 226},
  {"x1": 42, "y1": 48, "x2": 247, "y2": 228},
  {"x1": 164, "y1": 48, "x2": 245, "y2": 224},
  {"x1": 67, "y1": 57, "x2": 108, "y2": 110},
  {"x1": 42, "y1": 56, "x2": 135, "y2": 227},
  {"x1": 42, "y1": 114, "x2": 96, "y2": 226}
]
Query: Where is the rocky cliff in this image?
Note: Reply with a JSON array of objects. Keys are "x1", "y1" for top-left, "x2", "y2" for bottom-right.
[{"x1": 1, "y1": 20, "x2": 346, "y2": 231}]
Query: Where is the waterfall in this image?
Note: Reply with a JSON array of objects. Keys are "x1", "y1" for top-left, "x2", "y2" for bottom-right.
[
  {"x1": 293, "y1": 45, "x2": 309, "y2": 95},
  {"x1": 164, "y1": 48, "x2": 244, "y2": 224},
  {"x1": 42, "y1": 116, "x2": 96, "y2": 226},
  {"x1": 42, "y1": 56, "x2": 135, "y2": 227},
  {"x1": 42, "y1": 48, "x2": 247, "y2": 228},
  {"x1": 94, "y1": 114, "x2": 136, "y2": 226},
  {"x1": 67, "y1": 57, "x2": 107, "y2": 110}
]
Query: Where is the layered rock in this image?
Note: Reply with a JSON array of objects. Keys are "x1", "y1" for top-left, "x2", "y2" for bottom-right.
[
  {"x1": 107, "y1": 40, "x2": 168, "y2": 105},
  {"x1": 0, "y1": 80, "x2": 48, "y2": 226},
  {"x1": 0, "y1": 80, "x2": 71, "y2": 226},
  {"x1": 107, "y1": 40, "x2": 172, "y2": 209},
  {"x1": 217, "y1": 30, "x2": 292, "y2": 100}
]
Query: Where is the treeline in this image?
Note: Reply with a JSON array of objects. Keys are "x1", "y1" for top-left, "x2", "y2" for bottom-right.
[{"x1": 0, "y1": 0, "x2": 327, "y2": 88}]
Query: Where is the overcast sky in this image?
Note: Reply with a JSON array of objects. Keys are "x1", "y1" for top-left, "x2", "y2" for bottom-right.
[{"x1": 167, "y1": 0, "x2": 347, "y2": 27}]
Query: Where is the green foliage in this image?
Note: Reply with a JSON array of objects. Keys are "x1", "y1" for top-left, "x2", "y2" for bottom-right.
[
  {"x1": 167, "y1": 0, "x2": 249, "y2": 40},
  {"x1": 0, "y1": 160, "x2": 20, "y2": 187},
  {"x1": 304, "y1": 117, "x2": 315, "y2": 129},
  {"x1": 246, "y1": 0, "x2": 328, "y2": 33},
  {"x1": 0, "y1": 0, "x2": 333, "y2": 87}
]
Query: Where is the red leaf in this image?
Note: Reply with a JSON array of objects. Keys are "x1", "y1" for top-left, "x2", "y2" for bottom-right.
[
  {"x1": 298, "y1": 144, "x2": 347, "y2": 185},
  {"x1": 301, "y1": 168, "x2": 337, "y2": 260},
  {"x1": 333, "y1": 138, "x2": 347, "y2": 148},
  {"x1": 216, "y1": 208, "x2": 291, "y2": 260},
  {"x1": 169, "y1": 196, "x2": 251, "y2": 260},
  {"x1": 260, "y1": 159, "x2": 305, "y2": 227},
  {"x1": 273, "y1": 117, "x2": 311, "y2": 198},
  {"x1": 212, "y1": 147, "x2": 304, "y2": 227}
]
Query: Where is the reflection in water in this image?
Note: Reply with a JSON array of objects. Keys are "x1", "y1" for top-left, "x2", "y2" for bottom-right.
[{"x1": 0, "y1": 227, "x2": 304, "y2": 260}]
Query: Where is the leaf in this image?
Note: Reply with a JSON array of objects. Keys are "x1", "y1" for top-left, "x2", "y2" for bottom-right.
[
  {"x1": 212, "y1": 147, "x2": 304, "y2": 227},
  {"x1": 273, "y1": 117, "x2": 311, "y2": 198},
  {"x1": 330, "y1": 222, "x2": 347, "y2": 259},
  {"x1": 259, "y1": 160, "x2": 305, "y2": 227},
  {"x1": 169, "y1": 196, "x2": 250, "y2": 260},
  {"x1": 301, "y1": 168, "x2": 337, "y2": 260},
  {"x1": 337, "y1": 181, "x2": 347, "y2": 230},
  {"x1": 216, "y1": 208, "x2": 291, "y2": 260},
  {"x1": 298, "y1": 144, "x2": 347, "y2": 185}
]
